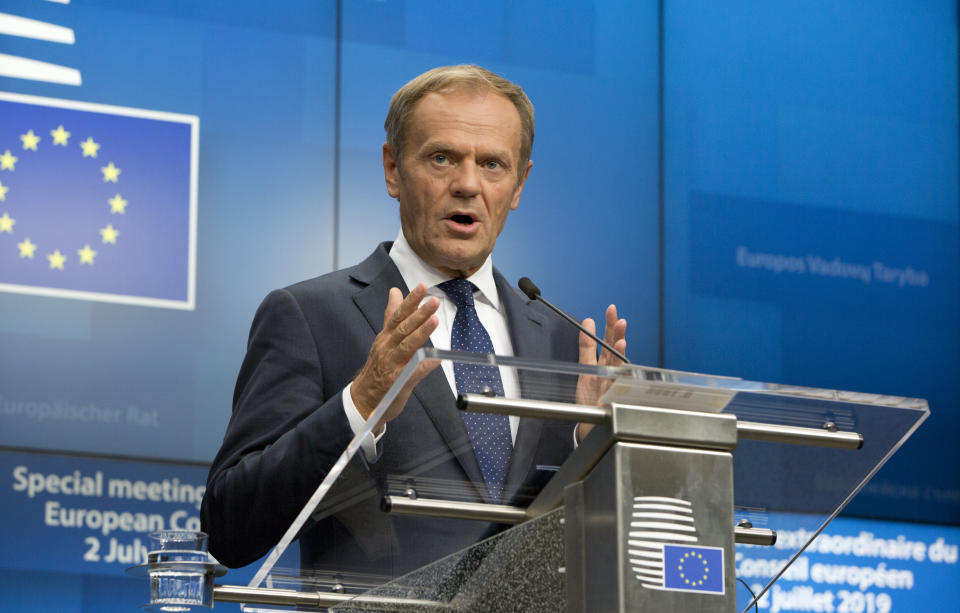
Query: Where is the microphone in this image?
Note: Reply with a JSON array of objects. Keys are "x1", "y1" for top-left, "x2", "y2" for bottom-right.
[{"x1": 518, "y1": 277, "x2": 630, "y2": 365}]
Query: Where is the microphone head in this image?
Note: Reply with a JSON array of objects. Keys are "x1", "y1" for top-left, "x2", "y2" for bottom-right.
[{"x1": 517, "y1": 277, "x2": 541, "y2": 300}]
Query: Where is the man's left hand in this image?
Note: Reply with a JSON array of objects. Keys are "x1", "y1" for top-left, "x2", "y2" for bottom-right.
[{"x1": 575, "y1": 304, "x2": 627, "y2": 442}]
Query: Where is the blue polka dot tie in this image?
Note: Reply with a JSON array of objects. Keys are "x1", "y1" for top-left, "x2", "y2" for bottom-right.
[{"x1": 437, "y1": 278, "x2": 511, "y2": 503}]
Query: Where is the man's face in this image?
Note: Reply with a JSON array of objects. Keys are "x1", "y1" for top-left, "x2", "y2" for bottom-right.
[{"x1": 383, "y1": 88, "x2": 532, "y2": 278}]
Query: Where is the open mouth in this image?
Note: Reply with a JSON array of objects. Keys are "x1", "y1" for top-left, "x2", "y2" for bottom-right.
[{"x1": 448, "y1": 213, "x2": 476, "y2": 226}]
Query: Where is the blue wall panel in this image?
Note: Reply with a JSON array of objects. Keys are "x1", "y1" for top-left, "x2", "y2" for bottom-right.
[
  {"x1": 663, "y1": 0, "x2": 960, "y2": 523},
  {"x1": 0, "y1": 0, "x2": 338, "y2": 462}
]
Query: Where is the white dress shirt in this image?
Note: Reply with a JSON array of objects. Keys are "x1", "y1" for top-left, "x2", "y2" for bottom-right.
[{"x1": 343, "y1": 230, "x2": 521, "y2": 461}]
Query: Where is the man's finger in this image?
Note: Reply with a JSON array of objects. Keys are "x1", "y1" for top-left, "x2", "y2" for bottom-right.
[
  {"x1": 579, "y1": 317, "x2": 597, "y2": 365},
  {"x1": 385, "y1": 283, "x2": 428, "y2": 330},
  {"x1": 394, "y1": 296, "x2": 440, "y2": 339},
  {"x1": 603, "y1": 304, "x2": 619, "y2": 345},
  {"x1": 383, "y1": 287, "x2": 404, "y2": 323},
  {"x1": 597, "y1": 304, "x2": 629, "y2": 365},
  {"x1": 392, "y1": 314, "x2": 439, "y2": 359},
  {"x1": 615, "y1": 320, "x2": 627, "y2": 346}
]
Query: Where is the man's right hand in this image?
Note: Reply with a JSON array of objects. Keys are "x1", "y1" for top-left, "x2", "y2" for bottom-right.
[{"x1": 351, "y1": 283, "x2": 441, "y2": 431}]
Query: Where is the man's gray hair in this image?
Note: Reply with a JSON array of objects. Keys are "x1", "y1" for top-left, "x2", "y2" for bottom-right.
[{"x1": 384, "y1": 65, "x2": 534, "y2": 177}]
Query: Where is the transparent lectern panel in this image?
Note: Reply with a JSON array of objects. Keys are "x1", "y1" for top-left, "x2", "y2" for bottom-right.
[
  {"x1": 725, "y1": 390, "x2": 926, "y2": 609},
  {"x1": 240, "y1": 349, "x2": 594, "y2": 612},
  {"x1": 235, "y1": 349, "x2": 926, "y2": 612}
]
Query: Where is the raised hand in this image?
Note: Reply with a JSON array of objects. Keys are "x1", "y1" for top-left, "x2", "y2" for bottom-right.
[
  {"x1": 575, "y1": 304, "x2": 627, "y2": 441},
  {"x1": 351, "y1": 283, "x2": 441, "y2": 429}
]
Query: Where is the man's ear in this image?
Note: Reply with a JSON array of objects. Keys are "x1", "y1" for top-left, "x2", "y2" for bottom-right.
[
  {"x1": 509, "y1": 160, "x2": 533, "y2": 211},
  {"x1": 383, "y1": 143, "x2": 401, "y2": 198}
]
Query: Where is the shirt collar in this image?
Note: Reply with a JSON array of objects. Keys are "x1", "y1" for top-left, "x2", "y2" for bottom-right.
[{"x1": 389, "y1": 229, "x2": 501, "y2": 310}]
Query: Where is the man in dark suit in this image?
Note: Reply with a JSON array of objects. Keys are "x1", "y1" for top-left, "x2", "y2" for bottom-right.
[{"x1": 201, "y1": 65, "x2": 627, "y2": 581}]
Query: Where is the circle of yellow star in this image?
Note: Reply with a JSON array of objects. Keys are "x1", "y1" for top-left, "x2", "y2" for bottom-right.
[
  {"x1": 77, "y1": 244, "x2": 97, "y2": 265},
  {"x1": 0, "y1": 180, "x2": 8, "y2": 201},
  {"x1": 101, "y1": 162, "x2": 121, "y2": 183},
  {"x1": 18, "y1": 238, "x2": 37, "y2": 258},
  {"x1": 109, "y1": 193, "x2": 128, "y2": 214},
  {"x1": 48, "y1": 249, "x2": 66, "y2": 270},
  {"x1": 80, "y1": 137, "x2": 101, "y2": 158},
  {"x1": 0, "y1": 150, "x2": 18, "y2": 171},
  {"x1": 100, "y1": 224, "x2": 119, "y2": 244},
  {"x1": 21, "y1": 130, "x2": 41, "y2": 151},
  {"x1": 51, "y1": 125, "x2": 71, "y2": 146},
  {"x1": 0, "y1": 212, "x2": 14, "y2": 233},
  {"x1": 677, "y1": 551, "x2": 710, "y2": 585}
]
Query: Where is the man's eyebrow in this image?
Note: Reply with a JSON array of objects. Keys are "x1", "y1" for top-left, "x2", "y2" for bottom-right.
[
  {"x1": 420, "y1": 140, "x2": 457, "y2": 153},
  {"x1": 420, "y1": 141, "x2": 513, "y2": 163}
]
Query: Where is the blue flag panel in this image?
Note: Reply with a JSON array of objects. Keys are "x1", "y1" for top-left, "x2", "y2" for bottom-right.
[
  {"x1": 663, "y1": 544, "x2": 725, "y2": 594},
  {"x1": 0, "y1": 93, "x2": 197, "y2": 309}
]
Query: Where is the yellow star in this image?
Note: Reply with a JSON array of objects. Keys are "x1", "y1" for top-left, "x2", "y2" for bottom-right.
[
  {"x1": 0, "y1": 150, "x2": 17, "y2": 171},
  {"x1": 80, "y1": 137, "x2": 100, "y2": 158},
  {"x1": 101, "y1": 162, "x2": 121, "y2": 183},
  {"x1": 21, "y1": 130, "x2": 41, "y2": 151},
  {"x1": 0, "y1": 212, "x2": 14, "y2": 233},
  {"x1": 18, "y1": 238, "x2": 37, "y2": 258},
  {"x1": 108, "y1": 193, "x2": 128, "y2": 214},
  {"x1": 100, "y1": 224, "x2": 119, "y2": 244},
  {"x1": 77, "y1": 244, "x2": 97, "y2": 265},
  {"x1": 0, "y1": 180, "x2": 8, "y2": 201},
  {"x1": 48, "y1": 249, "x2": 66, "y2": 270},
  {"x1": 51, "y1": 125, "x2": 71, "y2": 146}
]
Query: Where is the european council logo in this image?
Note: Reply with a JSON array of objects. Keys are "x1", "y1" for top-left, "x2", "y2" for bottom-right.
[
  {"x1": 627, "y1": 495, "x2": 725, "y2": 595},
  {"x1": 0, "y1": 92, "x2": 197, "y2": 309}
]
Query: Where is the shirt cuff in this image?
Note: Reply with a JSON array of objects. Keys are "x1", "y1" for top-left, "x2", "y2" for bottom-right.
[{"x1": 343, "y1": 381, "x2": 386, "y2": 463}]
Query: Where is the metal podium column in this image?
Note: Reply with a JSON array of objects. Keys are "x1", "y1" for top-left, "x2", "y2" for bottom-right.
[{"x1": 565, "y1": 404, "x2": 739, "y2": 613}]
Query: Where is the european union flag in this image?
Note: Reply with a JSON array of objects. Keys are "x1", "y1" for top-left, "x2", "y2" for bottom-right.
[
  {"x1": 0, "y1": 92, "x2": 197, "y2": 309},
  {"x1": 663, "y1": 544, "x2": 725, "y2": 594}
]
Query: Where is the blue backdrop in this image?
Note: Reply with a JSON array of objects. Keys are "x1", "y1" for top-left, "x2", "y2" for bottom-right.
[{"x1": 663, "y1": 0, "x2": 959, "y2": 525}]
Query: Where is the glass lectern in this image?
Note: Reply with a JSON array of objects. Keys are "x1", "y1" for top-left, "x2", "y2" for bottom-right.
[{"x1": 134, "y1": 349, "x2": 927, "y2": 612}]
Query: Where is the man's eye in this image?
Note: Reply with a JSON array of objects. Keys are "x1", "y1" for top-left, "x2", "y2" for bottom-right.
[
  {"x1": 432, "y1": 154, "x2": 448, "y2": 164},
  {"x1": 483, "y1": 160, "x2": 501, "y2": 170}
]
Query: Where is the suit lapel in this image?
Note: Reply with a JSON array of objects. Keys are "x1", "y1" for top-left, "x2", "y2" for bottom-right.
[
  {"x1": 350, "y1": 244, "x2": 487, "y2": 498},
  {"x1": 495, "y1": 271, "x2": 552, "y2": 501},
  {"x1": 351, "y1": 243, "x2": 406, "y2": 334}
]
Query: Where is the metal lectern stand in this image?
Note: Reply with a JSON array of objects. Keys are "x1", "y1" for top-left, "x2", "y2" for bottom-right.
[{"x1": 133, "y1": 349, "x2": 927, "y2": 612}]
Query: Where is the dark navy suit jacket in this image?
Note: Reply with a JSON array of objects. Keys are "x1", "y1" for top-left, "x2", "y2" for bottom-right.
[{"x1": 201, "y1": 243, "x2": 579, "y2": 577}]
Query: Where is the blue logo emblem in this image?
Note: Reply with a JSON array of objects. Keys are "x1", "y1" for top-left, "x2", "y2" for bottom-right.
[
  {"x1": 663, "y1": 544, "x2": 724, "y2": 594},
  {"x1": 0, "y1": 92, "x2": 197, "y2": 309}
]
